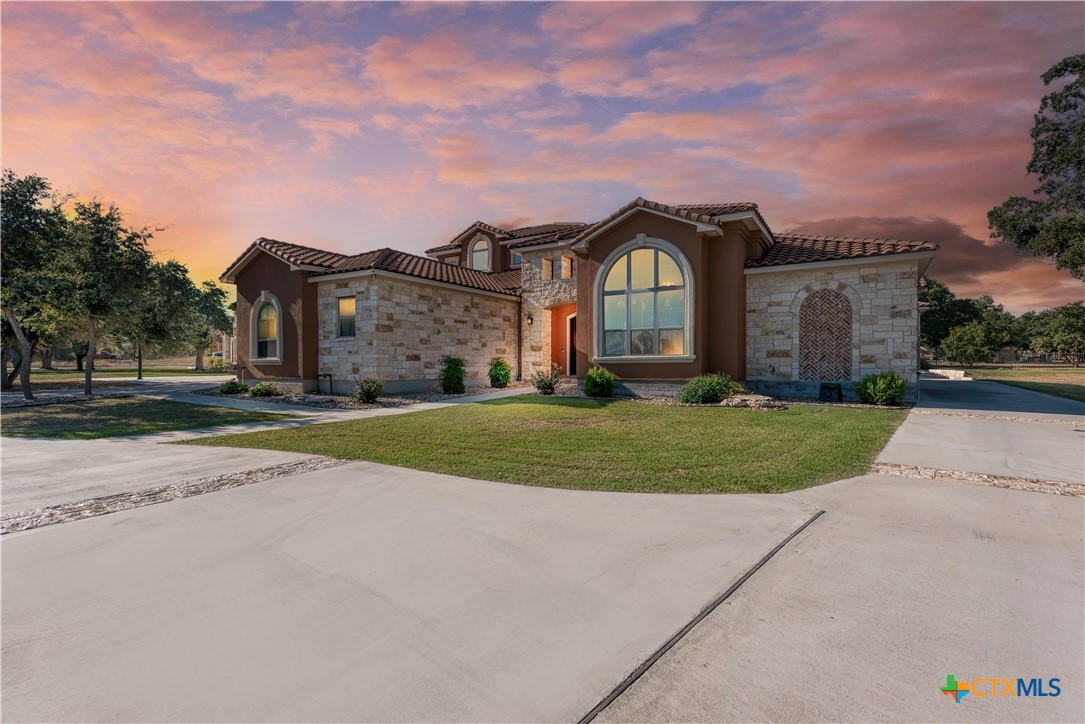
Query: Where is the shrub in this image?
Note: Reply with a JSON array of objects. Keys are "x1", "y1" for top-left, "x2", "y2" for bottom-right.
[
  {"x1": 219, "y1": 379, "x2": 248, "y2": 395},
  {"x1": 676, "y1": 373, "x2": 744, "y2": 404},
  {"x1": 248, "y1": 382, "x2": 281, "y2": 398},
  {"x1": 488, "y1": 357, "x2": 512, "y2": 388},
  {"x1": 532, "y1": 362, "x2": 562, "y2": 395},
  {"x1": 207, "y1": 357, "x2": 227, "y2": 370},
  {"x1": 855, "y1": 370, "x2": 908, "y2": 406},
  {"x1": 583, "y1": 365, "x2": 615, "y2": 398},
  {"x1": 352, "y1": 377, "x2": 383, "y2": 403},
  {"x1": 438, "y1": 356, "x2": 467, "y2": 394}
]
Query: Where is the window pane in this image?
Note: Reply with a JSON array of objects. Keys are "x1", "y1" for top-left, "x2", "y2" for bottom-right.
[
  {"x1": 511, "y1": 253, "x2": 522, "y2": 266},
  {"x1": 265, "y1": 340, "x2": 277, "y2": 358},
  {"x1": 551, "y1": 257, "x2": 561, "y2": 279},
  {"x1": 472, "y1": 248, "x2": 488, "y2": 270},
  {"x1": 257, "y1": 304, "x2": 276, "y2": 341},
  {"x1": 604, "y1": 255, "x2": 627, "y2": 291},
  {"x1": 630, "y1": 329, "x2": 655, "y2": 355},
  {"x1": 338, "y1": 297, "x2": 356, "y2": 337},
  {"x1": 629, "y1": 291, "x2": 654, "y2": 328},
  {"x1": 658, "y1": 252, "x2": 683, "y2": 288},
  {"x1": 604, "y1": 331, "x2": 626, "y2": 356},
  {"x1": 658, "y1": 289, "x2": 684, "y2": 327},
  {"x1": 629, "y1": 249, "x2": 654, "y2": 289},
  {"x1": 257, "y1": 340, "x2": 268, "y2": 358},
  {"x1": 603, "y1": 294, "x2": 626, "y2": 330},
  {"x1": 659, "y1": 329, "x2": 684, "y2": 355}
]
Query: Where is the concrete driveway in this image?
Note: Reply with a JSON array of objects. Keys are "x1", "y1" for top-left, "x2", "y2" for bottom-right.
[
  {"x1": 1, "y1": 462, "x2": 817, "y2": 723},
  {"x1": 600, "y1": 380, "x2": 1085, "y2": 723}
]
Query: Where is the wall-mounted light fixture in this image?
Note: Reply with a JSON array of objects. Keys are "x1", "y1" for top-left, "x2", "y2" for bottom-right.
[{"x1": 526, "y1": 313, "x2": 534, "y2": 326}]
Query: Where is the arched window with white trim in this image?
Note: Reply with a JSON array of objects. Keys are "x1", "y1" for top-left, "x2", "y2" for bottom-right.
[
  {"x1": 470, "y1": 238, "x2": 491, "y2": 271},
  {"x1": 595, "y1": 238, "x2": 693, "y2": 359},
  {"x1": 250, "y1": 291, "x2": 283, "y2": 363}
]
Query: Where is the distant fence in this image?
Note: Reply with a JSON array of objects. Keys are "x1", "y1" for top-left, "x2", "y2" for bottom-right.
[{"x1": 983, "y1": 352, "x2": 1085, "y2": 369}]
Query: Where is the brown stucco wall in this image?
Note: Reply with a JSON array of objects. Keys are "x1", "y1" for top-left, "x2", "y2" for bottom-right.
[
  {"x1": 576, "y1": 212, "x2": 750, "y2": 381},
  {"x1": 234, "y1": 252, "x2": 318, "y2": 387}
]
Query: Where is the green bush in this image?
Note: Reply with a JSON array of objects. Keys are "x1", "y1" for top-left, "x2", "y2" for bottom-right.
[
  {"x1": 248, "y1": 382, "x2": 281, "y2": 398},
  {"x1": 488, "y1": 357, "x2": 512, "y2": 388},
  {"x1": 532, "y1": 362, "x2": 562, "y2": 395},
  {"x1": 219, "y1": 379, "x2": 248, "y2": 395},
  {"x1": 855, "y1": 370, "x2": 908, "y2": 406},
  {"x1": 583, "y1": 365, "x2": 615, "y2": 398},
  {"x1": 352, "y1": 377, "x2": 383, "y2": 403},
  {"x1": 438, "y1": 356, "x2": 467, "y2": 394},
  {"x1": 676, "y1": 373, "x2": 744, "y2": 404}
]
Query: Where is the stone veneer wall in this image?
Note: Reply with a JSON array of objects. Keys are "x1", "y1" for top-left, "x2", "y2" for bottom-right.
[
  {"x1": 519, "y1": 250, "x2": 578, "y2": 377},
  {"x1": 745, "y1": 259, "x2": 920, "y2": 400},
  {"x1": 317, "y1": 275, "x2": 519, "y2": 393}
]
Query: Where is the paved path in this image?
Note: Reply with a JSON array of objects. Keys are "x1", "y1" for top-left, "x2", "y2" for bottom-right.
[
  {"x1": 599, "y1": 379, "x2": 1085, "y2": 723},
  {"x1": 1, "y1": 463, "x2": 817, "y2": 723}
]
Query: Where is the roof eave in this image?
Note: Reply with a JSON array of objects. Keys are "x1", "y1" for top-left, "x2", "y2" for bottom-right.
[{"x1": 743, "y1": 249, "x2": 937, "y2": 275}]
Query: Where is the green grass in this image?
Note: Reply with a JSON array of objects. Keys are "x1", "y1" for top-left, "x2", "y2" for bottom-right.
[
  {"x1": 185, "y1": 396, "x2": 908, "y2": 494},
  {"x1": 1, "y1": 398, "x2": 299, "y2": 440},
  {"x1": 9, "y1": 379, "x2": 136, "y2": 392},
  {"x1": 958, "y1": 367, "x2": 1085, "y2": 403}
]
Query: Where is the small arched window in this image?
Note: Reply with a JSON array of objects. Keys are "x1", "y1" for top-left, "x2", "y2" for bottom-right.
[
  {"x1": 250, "y1": 290, "x2": 282, "y2": 363},
  {"x1": 599, "y1": 244, "x2": 688, "y2": 357},
  {"x1": 256, "y1": 304, "x2": 277, "y2": 358},
  {"x1": 471, "y1": 238, "x2": 490, "y2": 271}
]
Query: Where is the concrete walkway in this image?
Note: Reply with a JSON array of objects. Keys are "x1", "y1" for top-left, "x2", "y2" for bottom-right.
[
  {"x1": 1, "y1": 463, "x2": 817, "y2": 723},
  {"x1": 599, "y1": 379, "x2": 1085, "y2": 723}
]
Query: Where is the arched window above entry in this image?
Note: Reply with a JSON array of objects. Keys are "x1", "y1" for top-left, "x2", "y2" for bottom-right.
[
  {"x1": 594, "y1": 237, "x2": 694, "y2": 360},
  {"x1": 250, "y1": 291, "x2": 283, "y2": 364},
  {"x1": 470, "y1": 237, "x2": 491, "y2": 271}
]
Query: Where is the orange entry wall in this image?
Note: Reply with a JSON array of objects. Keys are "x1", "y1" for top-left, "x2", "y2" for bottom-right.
[{"x1": 549, "y1": 303, "x2": 577, "y2": 375}]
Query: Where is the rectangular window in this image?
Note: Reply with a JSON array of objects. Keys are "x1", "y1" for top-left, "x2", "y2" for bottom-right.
[
  {"x1": 562, "y1": 255, "x2": 575, "y2": 279},
  {"x1": 337, "y1": 297, "x2": 356, "y2": 337},
  {"x1": 510, "y1": 252, "x2": 522, "y2": 267},
  {"x1": 257, "y1": 339, "x2": 277, "y2": 359}
]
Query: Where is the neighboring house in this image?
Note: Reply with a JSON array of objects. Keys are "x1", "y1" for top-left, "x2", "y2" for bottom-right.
[{"x1": 220, "y1": 197, "x2": 937, "y2": 399}]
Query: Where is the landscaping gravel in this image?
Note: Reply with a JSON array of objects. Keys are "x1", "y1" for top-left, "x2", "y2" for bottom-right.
[{"x1": 870, "y1": 462, "x2": 1085, "y2": 497}]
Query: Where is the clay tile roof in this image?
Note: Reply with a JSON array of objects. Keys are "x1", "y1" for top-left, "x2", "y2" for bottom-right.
[
  {"x1": 425, "y1": 220, "x2": 510, "y2": 253},
  {"x1": 220, "y1": 237, "x2": 349, "y2": 281},
  {"x1": 747, "y1": 233, "x2": 938, "y2": 268},
  {"x1": 507, "y1": 223, "x2": 593, "y2": 249},
  {"x1": 506, "y1": 222, "x2": 589, "y2": 239},
  {"x1": 314, "y1": 248, "x2": 520, "y2": 295},
  {"x1": 572, "y1": 197, "x2": 774, "y2": 245}
]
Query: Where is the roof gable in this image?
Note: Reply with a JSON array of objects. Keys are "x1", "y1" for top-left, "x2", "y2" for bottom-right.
[
  {"x1": 570, "y1": 197, "x2": 773, "y2": 250},
  {"x1": 747, "y1": 233, "x2": 938, "y2": 269},
  {"x1": 220, "y1": 237, "x2": 351, "y2": 283}
]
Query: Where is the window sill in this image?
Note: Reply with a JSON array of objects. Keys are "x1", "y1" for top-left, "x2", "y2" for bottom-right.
[
  {"x1": 251, "y1": 357, "x2": 282, "y2": 365},
  {"x1": 592, "y1": 354, "x2": 696, "y2": 364}
]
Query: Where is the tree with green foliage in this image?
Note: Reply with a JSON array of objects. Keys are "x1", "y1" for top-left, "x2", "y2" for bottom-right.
[
  {"x1": 988, "y1": 54, "x2": 1085, "y2": 280},
  {"x1": 941, "y1": 321, "x2": 1004, "y2": 367},
  {"x1": 52, "y1": 200, "x2": 154, "y2": 396},
  {"x1": 1026, "y1": 301, "x2": 1085, "y2": 365},
  {"x1": 113, "y1": 259, "x2": 201, "y2": 379},
  {"x1": 185, "y1": 281, "x2": 231, "y2": 371},
  {"x1": 919, "y1": 278, "x2": 984, "y2": 348},
  {"x1": 0, "y1": 170, "x2": 71, "y2": 399}
]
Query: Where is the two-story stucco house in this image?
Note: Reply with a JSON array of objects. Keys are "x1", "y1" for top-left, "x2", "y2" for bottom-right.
[{"x1": 220, "y1": 197, "x2": 937, "y2": 399}]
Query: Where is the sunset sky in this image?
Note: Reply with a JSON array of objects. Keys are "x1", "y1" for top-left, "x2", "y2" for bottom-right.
[{"x1": 3, "y1": 1, "x2": 1083, "y2": 314}]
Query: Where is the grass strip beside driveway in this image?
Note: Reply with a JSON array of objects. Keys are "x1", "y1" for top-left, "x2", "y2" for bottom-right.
[
  {"x1": 959, "y1": 367, "x2": 1085, "y2": 403},
  {"x1": 1, "y1": 398, "x2": 300, "y2": 440},
  {"x1": 185, "y1": 396, "x2": 908, "y2": 494}
]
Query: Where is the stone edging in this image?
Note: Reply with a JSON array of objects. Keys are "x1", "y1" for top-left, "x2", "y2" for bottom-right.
[
  {"x1": 910, "y1": 409, "x2": 1083, "y2": 426},
  {"x1": 870, "y1": 462, "x2": 1084, "y2": 497},
  {"x1": 1, "y1": 457, "x2": 346, "y2": 535}
]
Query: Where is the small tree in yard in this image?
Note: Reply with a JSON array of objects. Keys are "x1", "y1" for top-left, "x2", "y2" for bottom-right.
[
  {"x1": 185, "y1": 281, "x2": 231, "y2": 371},
  {"x1": 941, "y1": 321, "x2": 1003, "y2": 367},
  {"x1": 53, "y1": 200, "x2": 153, "y2": 396},
  {"x1": 1027, "y1": 301, "x2": 1085, "y2": 365},
  {"x1": 115, "y1": 259, "x2": 200, "y2": 379}
]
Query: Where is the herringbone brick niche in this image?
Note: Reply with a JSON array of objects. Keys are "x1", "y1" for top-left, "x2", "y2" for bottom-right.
[{"x1": 799, "y1": 289, "x2": 852, "y2": 381}]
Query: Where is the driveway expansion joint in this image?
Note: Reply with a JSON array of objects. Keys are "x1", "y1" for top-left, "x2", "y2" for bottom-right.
[
  {"x1": 1, "y1": 457, "x2": 346, "y2": 534},
  {"x1": 578, "y1": 508, "x2": 826, "y2": 724},
  {"x1": 870, "y1": 462, "x2": 1085, "y2": 496}
]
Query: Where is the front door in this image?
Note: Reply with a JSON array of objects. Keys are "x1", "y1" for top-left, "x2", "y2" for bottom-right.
[{"x1": 568, "y1": 315, "x2": 577, "y2": 376}]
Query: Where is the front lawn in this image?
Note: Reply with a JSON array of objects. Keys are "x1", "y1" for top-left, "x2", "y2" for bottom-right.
[
  {"x1": 1, "y1": 398, "x2": 299, "y2": 440},
  {"x1": 185, "y1": 396, "x2": 908, "y2": 493},
  {"x1": 960, "y1": 367, "x2": 1085, "y2": 403}
]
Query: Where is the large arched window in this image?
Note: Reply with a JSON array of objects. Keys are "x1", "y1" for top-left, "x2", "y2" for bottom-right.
[
  {"x1": 470, "y1": 238, "x2": 491, "y2": 271},
  {"x1": 250, "y1": 291, "x2": 282, "y2": 363},
  {"x1": 597, "y1": 240, "x2": 692, "y2": 358}
]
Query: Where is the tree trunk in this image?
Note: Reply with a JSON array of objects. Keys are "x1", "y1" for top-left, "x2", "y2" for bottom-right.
[
  {"x1": 39, "y1": 346, "x2": 54, "y2": 370},
  {"x1": 137, "y1": 342, "x2": 144, "y2": 380},
  {"x1": 1, "y1": 340, "x2": 13, "y2": 391},
  {"x1": 84, "y1": 316, "x2": 96, "y2": 397},
  {"x1": 1, "y1": 306, "x2": 34, "y2": 400},
  {"x1": 195, "y1": 345, "x2": 205, "y2": 371}
]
